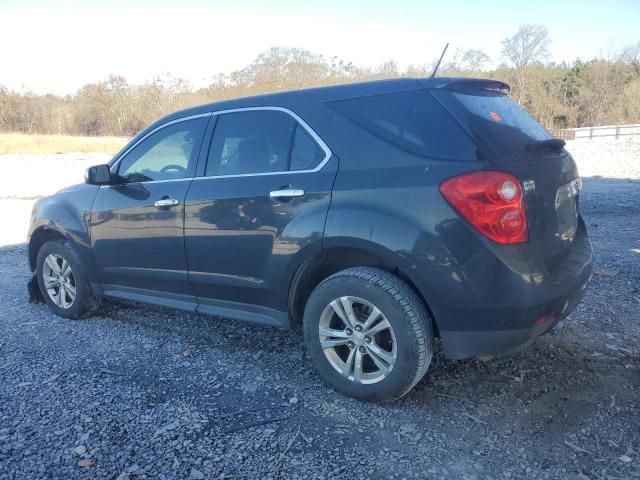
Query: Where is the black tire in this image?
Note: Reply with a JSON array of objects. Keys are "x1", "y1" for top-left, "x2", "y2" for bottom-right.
[
  {"x1": 36, "y1": 239, "x2": 100, "y2": 319},
  {"x1": 303, "y1": 267, "x2": 433, "y2": 402}
]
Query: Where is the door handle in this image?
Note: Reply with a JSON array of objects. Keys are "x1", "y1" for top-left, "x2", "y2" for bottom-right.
[
  {"x1": 269, "y1": 188, "x2": 305, "y2": 199},
  {"x1": 154, "y1": 197, "x2": 180, "y2": 208}
]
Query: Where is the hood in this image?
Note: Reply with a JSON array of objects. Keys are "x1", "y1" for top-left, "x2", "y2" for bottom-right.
[{"x1": 56, "y1": 182, "x2": 97, "y2": 195}]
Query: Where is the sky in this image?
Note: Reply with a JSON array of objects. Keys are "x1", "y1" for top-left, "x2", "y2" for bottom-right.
[{"x1": 0, "y1": 0, "x2": 639, "y2": 95}]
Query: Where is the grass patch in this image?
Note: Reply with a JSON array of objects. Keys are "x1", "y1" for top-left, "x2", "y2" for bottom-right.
[{"x1": 0, "y1": 133, "x2": 129, "y2": 155}]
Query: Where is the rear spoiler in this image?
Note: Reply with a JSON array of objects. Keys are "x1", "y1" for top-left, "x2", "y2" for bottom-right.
[{"x1": 425, "y1": 78, "x2": 510, "y2": 94}]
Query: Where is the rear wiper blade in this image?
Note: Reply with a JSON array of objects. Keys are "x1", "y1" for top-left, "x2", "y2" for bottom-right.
[{"x1": 526, "y1": 138, "x2": 566, "y2": 152}]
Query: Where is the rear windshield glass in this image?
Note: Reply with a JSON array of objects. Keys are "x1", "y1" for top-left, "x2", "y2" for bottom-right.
[
  {"x1": 328, "y1": 90, "x2": 477, "y2": 160},
  {"x1": 447, "y1": 90, "x2": 552, "y2": 158}
]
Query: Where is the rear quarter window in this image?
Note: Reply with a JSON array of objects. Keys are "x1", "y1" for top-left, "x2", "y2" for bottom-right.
[
  {"x1": 452, "y1": 91, "x2": 551, "y2": 139},
  {"x1": 441, "y1": 90, "x2": 554, "y2": 160},
  {"x1": 327, "y1": 90, "x2": 478, "y2": 161}
]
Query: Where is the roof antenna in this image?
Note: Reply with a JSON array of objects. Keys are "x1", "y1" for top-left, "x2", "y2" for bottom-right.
[{"x1": 430, "y1": 43, "x2": 450, "y2": 78}]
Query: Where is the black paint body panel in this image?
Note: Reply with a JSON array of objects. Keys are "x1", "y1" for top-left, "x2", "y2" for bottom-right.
[{"x1": 27, "y1": 77, "x2": 593, "y2": 359}]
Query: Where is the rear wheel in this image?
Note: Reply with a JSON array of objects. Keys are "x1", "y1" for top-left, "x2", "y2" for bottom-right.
[
  {"x1": 36, "y1": 239, "x2": 100, "y2": 319},
  {"x1": 303, "y1": 267, "x2": 433, "y2": 402}
]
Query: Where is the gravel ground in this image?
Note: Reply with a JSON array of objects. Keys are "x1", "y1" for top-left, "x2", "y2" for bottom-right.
[
  {"x1": 0, "y1": 142, "x2": 639, "y2": 479},
  {"x1": 565, "y1": 136, "x2": 640, "y2": 180}
]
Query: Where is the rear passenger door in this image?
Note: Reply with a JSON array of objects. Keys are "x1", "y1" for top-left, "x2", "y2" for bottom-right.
[{"x1": 184, "y1": 107, "x2": 337, "y2": 324}]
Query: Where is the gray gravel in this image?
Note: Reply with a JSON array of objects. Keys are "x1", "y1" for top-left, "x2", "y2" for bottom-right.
[{"x1": 0, "y1": 177, "x2": 639, "y2": 480}]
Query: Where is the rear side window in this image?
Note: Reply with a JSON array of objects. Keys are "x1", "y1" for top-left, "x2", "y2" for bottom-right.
[
  {"x1": 205, "y1": 110, "x2": 327, "y2": 176},
  {"x1": 290, "y1": 125, "x2": 325, "y2": 171},
  {"x1": 327, "y1": 90, "x2": 477, "y2": 160},
  {"x1": 206, "y1": 110, "x2": 295, "y2": 176}
]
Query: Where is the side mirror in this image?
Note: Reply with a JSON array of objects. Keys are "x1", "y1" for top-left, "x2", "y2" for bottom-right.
[{"x1": 85, "y1": 164, "x2": 112, "y2": 185}]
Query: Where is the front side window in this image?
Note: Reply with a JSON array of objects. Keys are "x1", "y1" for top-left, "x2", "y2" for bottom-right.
[
  {"x1": 205, "y1": 109, "x2": 326, "y2": 176},
  {"x1": 117, "y1": 117, "x2": 208, "y2": 183}
]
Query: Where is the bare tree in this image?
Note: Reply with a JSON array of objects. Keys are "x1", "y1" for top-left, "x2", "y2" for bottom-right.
[
  {"x1": 460, "y1": 49, "x2": 491, "y2": 71},
  {"x1": 235, "y1": 47, "x2": 334, "y2": 92},
  {"x1": 620, "y1": 41, "x2": 640, "y2": 65},
  {"x1": 0, "y1": 86, "x2": 8, "y2": 127},
  {"x1": 436, "y1": 48, "x2": 491, "y2": 74},
  {"x1": 2, "y1": 41, "x2": 640, "y2": 136},
  {"x1": 502, "y1": 24, "x2": 551, "y2": 103},
  {"x1": 375, "y1": 60, "x2": 399, "y2": 78}
]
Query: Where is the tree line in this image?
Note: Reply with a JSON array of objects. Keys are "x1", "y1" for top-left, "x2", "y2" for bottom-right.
[{"x1": 1, "y1": 25, "x2": 639, "y2": 137}]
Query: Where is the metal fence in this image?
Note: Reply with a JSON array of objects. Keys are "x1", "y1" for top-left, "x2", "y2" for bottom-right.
[{"x1": 550, "y1": 124, "x2": 640, "y2": 141}]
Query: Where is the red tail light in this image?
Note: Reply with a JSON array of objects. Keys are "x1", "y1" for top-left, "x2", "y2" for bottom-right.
[{"x1": 439, "y1": 170, "x2": 528, "y2": 244}]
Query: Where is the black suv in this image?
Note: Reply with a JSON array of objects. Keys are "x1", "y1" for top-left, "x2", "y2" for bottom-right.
[{"x1": 28, "y1": 77, "x2": 592, "y2": 401}]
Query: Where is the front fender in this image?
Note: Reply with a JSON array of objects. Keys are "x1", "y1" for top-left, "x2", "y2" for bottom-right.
[{"x1": 28, "y1": 184, "x2": 99, "y2": 282}]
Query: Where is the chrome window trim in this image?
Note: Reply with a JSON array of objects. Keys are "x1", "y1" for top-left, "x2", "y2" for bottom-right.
[
  {"x1": 203, "y1": 106, "x2": 332, "y2": 177},
  {"x1": 108, "y1": 106, "x2": 333, "y2": 184}
]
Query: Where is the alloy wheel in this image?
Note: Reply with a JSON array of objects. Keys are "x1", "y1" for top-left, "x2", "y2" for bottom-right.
[
  {"x1": 318, "y1": 296, "x2": 397, "y2": 384},
  {"x1": 42, "y1": 253, "x2": 76, "y2": 309}
]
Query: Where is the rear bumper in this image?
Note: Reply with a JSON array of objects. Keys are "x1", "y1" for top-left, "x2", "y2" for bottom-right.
[
  {"x1": 439, "y1": 273, "x2": 589, "y2": 359},
  {"x1": 429, "y1": 220, "x2": 593, "y2": 360}
]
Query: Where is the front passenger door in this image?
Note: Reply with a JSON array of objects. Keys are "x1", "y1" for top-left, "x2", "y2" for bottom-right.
[{"x1": 90, "y1": 115, "x2": 210, "y2": 309}]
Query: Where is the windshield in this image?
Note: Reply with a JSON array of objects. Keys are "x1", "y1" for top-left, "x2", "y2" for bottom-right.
[{"x1": 444, "y1": 90, "x2": 553, "y2": 159}]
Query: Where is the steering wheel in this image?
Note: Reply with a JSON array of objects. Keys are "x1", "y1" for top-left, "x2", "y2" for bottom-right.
[{"x1": 159, "y1": 164, "x2": 187, "y2": 174}]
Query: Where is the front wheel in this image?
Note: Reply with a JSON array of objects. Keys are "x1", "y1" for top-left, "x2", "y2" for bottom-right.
[
  {"x1": 36, "y1": 239, "x2": 100, "y2": 319},
  {"x1": 303, "y1": 267, "x2": 434, "y2": 402}
]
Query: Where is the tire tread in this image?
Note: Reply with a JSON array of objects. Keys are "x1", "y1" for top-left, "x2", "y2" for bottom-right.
[
  {"x1": 310, "y1": 267, "x2": 433, "y2": 401},
  {"x1": 37, "y1": 239, "x2": 100, "y2": 319}
]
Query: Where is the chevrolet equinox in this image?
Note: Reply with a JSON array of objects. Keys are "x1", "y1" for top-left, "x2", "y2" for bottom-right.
[{"x1": 27, "y1": 77, "x2": 593, "y2": 401}]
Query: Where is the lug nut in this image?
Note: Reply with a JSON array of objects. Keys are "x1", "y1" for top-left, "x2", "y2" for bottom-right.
[
  {"x1": 354, "y1": 324, "x2": 363, "y2": 332},
  {"x1": 359, "y1": 346, "x2": 366, "y2": 353},
  {"x1": 345, "y1": 328, "x2": 353, "y2": 336},
  {"x1": 347, "y1": 341, "x2": 355, "y2": 349},
  {"x1": 364, "y1": 336, "x2": 372, "y2": 343}
]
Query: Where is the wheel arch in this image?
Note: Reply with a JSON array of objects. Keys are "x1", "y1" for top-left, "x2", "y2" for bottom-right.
[
  {"x1": 288, "y1": 242, "x2": 440, "y2": 337},
  {"x1": 28, "y1": 189, "x2": 97, "y2": 289},
  {"x1": 28, "y1": 227, "x2": 68, "y2": 272}
]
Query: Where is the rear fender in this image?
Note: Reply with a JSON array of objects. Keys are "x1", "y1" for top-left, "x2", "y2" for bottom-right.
[{"x1": 322, "y1": 195, "x2": 487, "y2": 334}]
